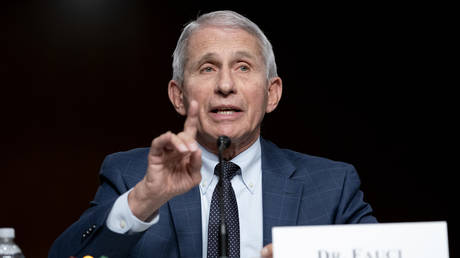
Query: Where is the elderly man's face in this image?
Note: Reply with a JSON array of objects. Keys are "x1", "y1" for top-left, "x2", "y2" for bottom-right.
[{"x1": 169, "y1": 26, "x2": 281, "y2": 152}]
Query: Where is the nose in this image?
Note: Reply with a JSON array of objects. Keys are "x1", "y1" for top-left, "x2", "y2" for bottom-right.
[{"x1": 215, "y1": 67, "x2": 235, "y2": 96}]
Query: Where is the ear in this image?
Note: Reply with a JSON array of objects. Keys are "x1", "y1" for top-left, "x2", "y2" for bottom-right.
[
  {"x1": 168, "y1": 80, "x2": 187, "y2": 116},
  {"x1": 265, "y1": 77, "x2": 283, "y2": 113}
]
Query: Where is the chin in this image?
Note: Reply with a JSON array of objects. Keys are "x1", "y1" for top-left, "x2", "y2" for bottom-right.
[
  {"x1": 214, "y1": 130, "x2": 240, "y2": 140},
  {"x1": 199, "y1": 130, "x2": 237, "y2": 145}
]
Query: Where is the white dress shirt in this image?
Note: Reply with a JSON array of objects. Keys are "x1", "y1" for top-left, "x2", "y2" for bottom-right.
[{"x1": 106, "y1": 138, "x2": 263, "y2": 258}]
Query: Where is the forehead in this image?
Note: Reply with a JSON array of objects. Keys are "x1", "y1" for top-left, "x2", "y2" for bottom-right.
[{"x1": 186, "y1": 26, "x2": 263, "y2": 62}]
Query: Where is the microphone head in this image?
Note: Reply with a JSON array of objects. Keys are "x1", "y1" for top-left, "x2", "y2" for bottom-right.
[{"x1": 217, "y1": 135, "x2": 231, "y2": 150}]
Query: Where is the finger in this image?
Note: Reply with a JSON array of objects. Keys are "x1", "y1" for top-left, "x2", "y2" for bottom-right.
[
  {"x1": 149, "y1": 131, "x2": 173, "y2": 156},
  {"x1": 261, "y1": 243, "x2": 273, "y2": 258},
  {"x1": 168, "y1": 133, "x2": 192, "y2": 153},
  {"x1": 183, "y1": 100, "x2": 199, "y2": 138},
  {"x1": 150, "y1": 131, "x2": 189, "y2": 157},
  {"x1": 178, "y1": 131, "x2": 198, "y2": 152}
]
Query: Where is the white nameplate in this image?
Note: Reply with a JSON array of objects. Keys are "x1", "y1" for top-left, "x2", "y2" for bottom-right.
[{"x1": 273, "y1": 221, "x2": 449, "y2": 258}]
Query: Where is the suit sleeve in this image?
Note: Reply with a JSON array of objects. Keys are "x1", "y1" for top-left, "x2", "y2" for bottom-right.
[
  {"x1": 334, "y1": 165, "x2": 378, "y2": 224},
  {"x1": 48, "y1": 154, "x2": 145, "y2": 258}
]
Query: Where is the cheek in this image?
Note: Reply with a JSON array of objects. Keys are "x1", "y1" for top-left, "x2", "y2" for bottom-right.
[
  {"x1": 247, "y1": 88, "x2": 268, "y2": 118},
  {"x1": 252, "y1": 86, "x2": 269, "y2": 105},
  {"x1": 184, "y1": 82, "x2": 211, "y2": 102},
  {"x1": 183, "y1": 86, "x2": 211, "y2": 119}
]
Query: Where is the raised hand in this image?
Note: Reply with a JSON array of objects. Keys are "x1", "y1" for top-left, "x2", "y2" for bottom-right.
[{"x1": 128, "y1": 100, "x2": 202, "y2": 221}]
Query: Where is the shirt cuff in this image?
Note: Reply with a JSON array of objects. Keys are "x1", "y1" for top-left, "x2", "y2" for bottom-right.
[{"x1": 106, "y1": 189, "x2": 159, "y2": 234}]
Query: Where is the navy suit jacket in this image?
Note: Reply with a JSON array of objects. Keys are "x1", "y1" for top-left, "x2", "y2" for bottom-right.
[{"x1": 49, "y1": 138, "x2": 377, "y2": 258}]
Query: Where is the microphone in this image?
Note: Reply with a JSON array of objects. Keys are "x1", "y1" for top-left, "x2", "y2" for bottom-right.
[
  {"x1": 216, "y1": 135, "x2": 231, "y2": 258},
  {"x1": 217, "y1": 135, "x2": 231, "y2": 156}
]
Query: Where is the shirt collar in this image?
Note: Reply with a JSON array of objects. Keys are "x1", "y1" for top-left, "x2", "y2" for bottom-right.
[{"x1": 199, "y1": 137, "x2": 261, "y2": 195}]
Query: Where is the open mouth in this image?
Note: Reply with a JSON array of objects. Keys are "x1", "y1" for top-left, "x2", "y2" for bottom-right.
[{"x1": 211, "y1": 107, "x2": 242, "y2": 114}]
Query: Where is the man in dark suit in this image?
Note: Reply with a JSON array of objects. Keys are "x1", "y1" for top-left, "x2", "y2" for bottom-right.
[{"x1": 49, "y1": 10, "x2": 376, "y2": 258}]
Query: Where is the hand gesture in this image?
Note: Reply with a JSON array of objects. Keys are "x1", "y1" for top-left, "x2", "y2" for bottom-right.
[{"x1": 128, "y1": 101, "x2": 202, "y2": 221}]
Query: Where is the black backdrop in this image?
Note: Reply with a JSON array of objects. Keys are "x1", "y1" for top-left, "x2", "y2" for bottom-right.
[{"x1": 1, "y1": 1, "x2": 455, "y2": 257}]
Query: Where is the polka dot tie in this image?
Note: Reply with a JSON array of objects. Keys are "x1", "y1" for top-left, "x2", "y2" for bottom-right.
[{"x1": 207, "y1": 161, "x2": 240, "y2": 258}]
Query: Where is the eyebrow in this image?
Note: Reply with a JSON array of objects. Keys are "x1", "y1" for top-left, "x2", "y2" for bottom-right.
[
  {"x1": 193, "y1": 51, "x2": 257, "y2": 70},
  {"x1": 233, "y1": 51, "x2": 256, "y2": 61},
  {"x1": 194, "y1": 52, "x2": 218, "y2": 69}
]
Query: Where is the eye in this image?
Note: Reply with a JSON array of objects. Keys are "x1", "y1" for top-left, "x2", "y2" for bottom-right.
[
  {"x1": 238, "y1": 65, "x2": 250, "y2": 72},
  {"x1": 200, "y1": 66, "x2": 214, "y2": 73}
]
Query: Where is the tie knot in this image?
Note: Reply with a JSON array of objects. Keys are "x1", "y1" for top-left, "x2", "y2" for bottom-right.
[{"x1": 214, "y1": 161, "x2": 240, "y2": 181}]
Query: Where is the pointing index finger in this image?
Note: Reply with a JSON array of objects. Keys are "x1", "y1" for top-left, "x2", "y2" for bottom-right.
[{"x1": 183, "y1": 100, "x2": 199, "y2": 138}]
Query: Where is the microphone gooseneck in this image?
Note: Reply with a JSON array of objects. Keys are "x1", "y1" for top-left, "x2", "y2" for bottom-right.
[
  {"x1": 216, "y1": 135, "x2": 231, "y2": 258},
  {"x1": 217, "y1": 135, "x2": 231, "y2": 155}
]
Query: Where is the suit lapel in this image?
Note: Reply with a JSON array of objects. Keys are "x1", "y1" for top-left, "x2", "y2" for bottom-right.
[{"x1": 260, "y1": 138, "x2": 304, "y2": 246}]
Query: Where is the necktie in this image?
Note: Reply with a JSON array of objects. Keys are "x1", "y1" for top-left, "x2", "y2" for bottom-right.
[{"x1": 207, "y1": 161, "x2": 241, "y2": 258}]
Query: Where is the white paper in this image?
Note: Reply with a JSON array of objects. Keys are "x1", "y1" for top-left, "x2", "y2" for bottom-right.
[{"x1": 272, "y1": 221, "x2": 449, "y2": 258}]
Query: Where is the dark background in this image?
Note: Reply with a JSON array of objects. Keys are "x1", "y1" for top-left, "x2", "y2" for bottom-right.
[{"x1": 1, "y1": 1, "x2": 456, "y2": 257}]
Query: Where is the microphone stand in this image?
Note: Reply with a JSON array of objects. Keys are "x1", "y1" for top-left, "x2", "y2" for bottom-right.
[{"x1": 217, "y1": 136, "x2": 231, "y2": 258}]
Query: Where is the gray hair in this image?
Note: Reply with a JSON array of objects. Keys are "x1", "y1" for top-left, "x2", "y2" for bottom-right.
[{"x1": 172, "y1": 10, "x2": 278, "y2": 85}]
